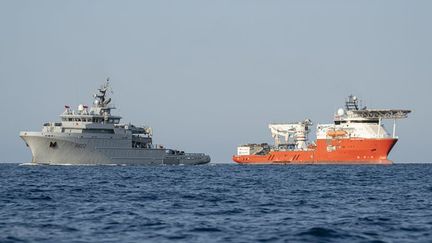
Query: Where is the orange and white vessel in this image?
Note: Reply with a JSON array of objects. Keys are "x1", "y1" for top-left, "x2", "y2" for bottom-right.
[{"x1": 233, "y1": 95, "x2": 411, "y2": 165}]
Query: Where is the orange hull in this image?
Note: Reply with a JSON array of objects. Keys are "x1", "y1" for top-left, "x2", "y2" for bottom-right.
[{"x1": 232, "y1": 138, "x2": 397, "y2": 165}]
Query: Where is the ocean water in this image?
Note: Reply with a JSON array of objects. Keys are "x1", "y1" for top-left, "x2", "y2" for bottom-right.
[{"x1": 1, "y1": 163, "x2": 432, "y2": 243}]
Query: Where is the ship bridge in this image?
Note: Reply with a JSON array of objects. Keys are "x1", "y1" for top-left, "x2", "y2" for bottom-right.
[
  {"x1": 333, "y1": 95, "x2": 411, "y2": 138},
  {"x1": 60, "y1": 78, "x2": 122, "y2": 125}
]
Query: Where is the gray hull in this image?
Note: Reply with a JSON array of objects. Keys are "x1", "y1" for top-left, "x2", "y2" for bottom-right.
[{"x1": 20, "y1": 132, "x2": 210, "y2": 165}]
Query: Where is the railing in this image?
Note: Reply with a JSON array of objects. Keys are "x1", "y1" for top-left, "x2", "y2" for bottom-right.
[{"x1": 350, "y1": 109, "x2": 411, "y2": 119}]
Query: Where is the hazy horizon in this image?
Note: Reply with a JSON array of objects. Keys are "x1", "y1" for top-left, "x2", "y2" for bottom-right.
[{"x1": 1, "y1": 0, "x2": 431, "y2": 163}]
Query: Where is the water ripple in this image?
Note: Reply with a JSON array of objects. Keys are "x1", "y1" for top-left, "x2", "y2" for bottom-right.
[{"x1": 1, "y1": 164, "x2": 432, "y2": 242}]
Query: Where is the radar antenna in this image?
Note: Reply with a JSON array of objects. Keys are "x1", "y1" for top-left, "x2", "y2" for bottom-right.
[
  {"x1": 345, "y1": 95, "x2": 361, "y2": 110},
  {"x1": 94, "y1": 78, "x2": 114, "y2": 108}
]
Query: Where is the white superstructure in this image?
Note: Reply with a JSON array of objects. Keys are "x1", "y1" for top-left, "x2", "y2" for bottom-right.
[
  {"x1": 316, "y1": 95, "x2": 411, "y2": 140},
  {"x1": 20, "y1": 79, "x2": 211, "y2": 165}
]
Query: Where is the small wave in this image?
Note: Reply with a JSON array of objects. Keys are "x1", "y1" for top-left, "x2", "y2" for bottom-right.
[
  {"x1": 2, "y1": 236, "x2": 25, "y2": 242},
  {"x1": 19, "y1": 163, "x2": 39, "y2": 166},
  {"x1": 190, "y1": 227, "x2": 222, "y2": 232},
  {"x1": 297, "y1": 227, "x2": 340, "y2": 238},
  {"x1": 163, "y1": 234, "x2": 192, "y2": 240},
  {"x1": 27, "y1": 195, "x2": 53, "y2": 201}
]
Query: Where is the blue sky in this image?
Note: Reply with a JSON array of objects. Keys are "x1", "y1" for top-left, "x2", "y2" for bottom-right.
[{"x1": 0, "y1": 0, "x2": 431, "y2": 163}]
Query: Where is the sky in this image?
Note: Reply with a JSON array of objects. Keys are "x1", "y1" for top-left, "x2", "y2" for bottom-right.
[{"x1": 0, "y1": 0, "x2": 431, "y2": 163}]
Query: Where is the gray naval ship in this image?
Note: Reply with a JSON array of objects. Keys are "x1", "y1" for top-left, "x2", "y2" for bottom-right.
[{"x1": 19, "y1": 79, "x2": 211, "y2": 165}]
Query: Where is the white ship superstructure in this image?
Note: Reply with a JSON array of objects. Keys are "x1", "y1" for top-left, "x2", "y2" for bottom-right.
[{"x1": 20, "y1": 79, "x2": 210, "y2": 165}]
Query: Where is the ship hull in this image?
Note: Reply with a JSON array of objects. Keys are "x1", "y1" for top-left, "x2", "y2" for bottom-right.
[
  {"x1": 20, "y1": 132, "x2": 210, "y2": 165},
  {"x1": 233, "y1": 138, "x2": 397, "y2": 165}
]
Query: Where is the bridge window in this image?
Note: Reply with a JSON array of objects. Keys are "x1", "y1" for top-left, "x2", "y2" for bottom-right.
[
  {"x1": 351, "y1": 120, "x2": 379, "y2": 124},
  {"x1": 82, "y1": 129, "x2": 114, "y2": 134}
]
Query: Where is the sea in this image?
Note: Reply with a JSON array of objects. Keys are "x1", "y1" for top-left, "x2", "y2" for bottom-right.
[{"x1": 1, "y1": 163, "x2": 431, "y2": 243}]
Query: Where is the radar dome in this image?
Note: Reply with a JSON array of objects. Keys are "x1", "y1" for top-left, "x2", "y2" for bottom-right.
[
  {"x1": 337, "y1": 108, "x2": 345, "y2": 116},
  {"x1": 78, "y1": 104, "x2": 84, "y2": 111}
]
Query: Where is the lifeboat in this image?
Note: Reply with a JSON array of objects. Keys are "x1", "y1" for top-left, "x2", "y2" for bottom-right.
[{"x1": 326, "y1": 130, "x2": 347, "y2": 137}]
